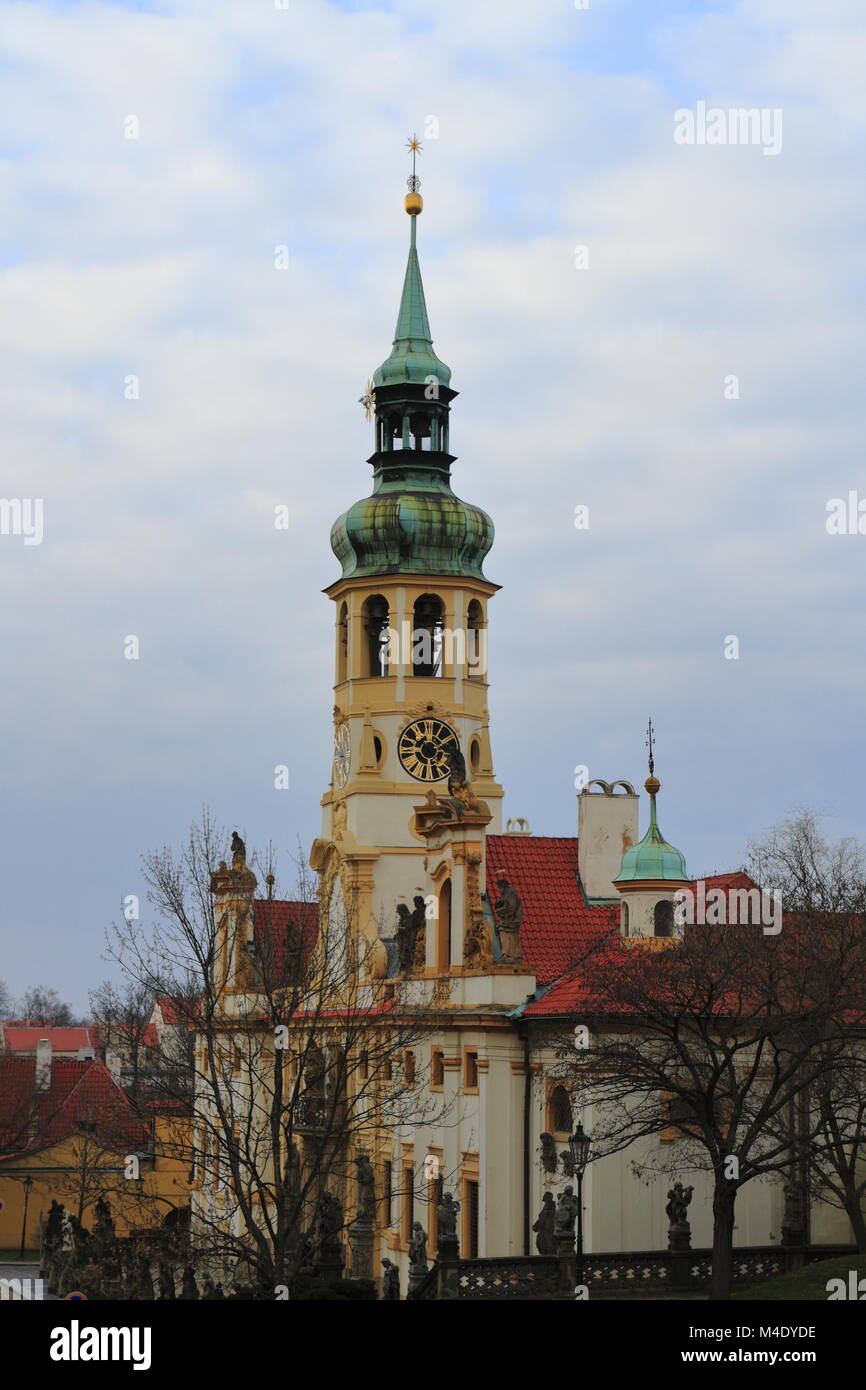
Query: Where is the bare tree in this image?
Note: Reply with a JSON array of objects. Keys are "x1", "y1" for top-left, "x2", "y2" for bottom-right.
[
  {"x1": 559, "y1": 907, "x2": 866, "y2": 1299},
  {"x1": 746, "y1": 810, "x2": 866, "y2": 1251},
  {"x1": 90, "y1": 979, "x2": 157, "y2": 1101},
  {"x1": 16, "y1": 985, "x2": 80, "y2": 1027},
  {"x1": 105, "y1": 809, "x2": 448, "y2": 1295}
]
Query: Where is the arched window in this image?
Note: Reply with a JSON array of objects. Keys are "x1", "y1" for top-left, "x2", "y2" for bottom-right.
[
  {"x1": 412, "y1": 594, "x2": 444, "y2": 677},
  {"x1": 336, "y1": 602, "x2": 348, "y2": 683},
  {"x1": 622, "y1": 902, "x2": 630, "y2": 936},
  {"x1": 362, "y1": 595, "x2": 390, "y2": 677},
  {"x1": 654, "y1": 900, "x2": 674, "y2": 938},
  {"x1": 547, "y1": 1084, "x2": 573, "y2": 1136},
  {"x1": 469, "y1": 737, "x2": 481, "y2": 775},
  {"x1": 437, "y1": 880, "x2": 452, "y2": 973},
  {"x1": 467, "y1": 599, "x2": 485, "y2": 680}
]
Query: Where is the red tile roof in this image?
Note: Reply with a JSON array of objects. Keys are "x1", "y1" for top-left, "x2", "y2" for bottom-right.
[
  {"x1": 485, "y1": 836, "x2": 762, "y2": 1018},
  {"x1": 486, "y1": 836, "x2": 619, "y2": 986},
  {"x1": 253, "y1": 900, "x2": 319, "y2": 985},
  {"x1": 1, "y1": 1026, "x2": 99, "y2": 1054},
  {"x1": 0, "y1": 1056, "x2": 149, "y2": 1159}
]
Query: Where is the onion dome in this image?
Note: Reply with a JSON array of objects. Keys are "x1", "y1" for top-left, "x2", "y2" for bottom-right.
[{"x1": 614, "y1": 776, "x2": 689, "y2": 884}]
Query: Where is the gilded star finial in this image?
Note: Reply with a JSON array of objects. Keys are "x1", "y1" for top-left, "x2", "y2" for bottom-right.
[
  {"x1": 358, "y1": 379, "x2": 376, "y2": 421},
  {"x1": 406, "y1": 133, "x2": 422, "y2": 193}
]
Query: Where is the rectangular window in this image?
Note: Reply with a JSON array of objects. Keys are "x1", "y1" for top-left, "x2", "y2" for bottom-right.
[
  {"x1": 405, "y1": 1050, "x2": 416, "y2": 1084},
  {"x1": 465, "y1": 1179, "x2": 479, "y2": 1258},
  {"x1": 431, "y1": 1049, "x2": 444, "y2": 1088},
  {"x1": 403, "y1": 1165, "x2": 415, "y2": 1243},
  {"x1": 464, "y1": 1050, "x2": 479, "y2": 1091},
  {"x1": 383, "y1": 1160, "x2": 393, "y2": 1227},
  {"x1": 429, "y1": 1173, "x2": 443, "y2": 1254}
]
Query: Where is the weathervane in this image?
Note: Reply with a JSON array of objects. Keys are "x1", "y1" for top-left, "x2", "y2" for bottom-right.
[
  {"x1": 406, "y1": 132, "x2": 422, "y2": 192},
  {"x1": 645, "y1": 718, "x2": 655, "y2": 777}
]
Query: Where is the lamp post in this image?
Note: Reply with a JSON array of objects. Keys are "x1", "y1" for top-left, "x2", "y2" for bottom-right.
[
  {"x1": 19, "y1": 1175, "x2": 33, "y2": 1258},
  {"x1": 568, "y1": 1123, "x2": 591, "y2": 1287}
]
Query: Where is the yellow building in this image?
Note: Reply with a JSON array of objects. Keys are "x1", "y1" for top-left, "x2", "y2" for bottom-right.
[{"x1": 0, "y1": 1042, "x2": 189, "y2": 1251}]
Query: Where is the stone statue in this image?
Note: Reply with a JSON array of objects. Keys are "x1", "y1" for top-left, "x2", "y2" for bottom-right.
[
  {"x1": 317, "y1": 1191, "x2": 343, "y2": 1251},
  {"x1": 157, "y1": 1262, "x2": 176, "y2": 1299},
  {"x1": 395, "y1": 903, "x2": 418, "y2": 974},
  {"x1": 231, "y1": 831, "x2": 246, "y2": 865},
  {"x1": 446, "y1": 744, "x2": 468, "y2": 795},
  {"x1": 60, "y1": 1208, "x2": 75, "y2": 1255},
  {"x1": 665, "y1": 1182, "x2": 694, "y2": 1228},
  {"x1": 381, "y1": 1257, "x2": 401, "y2": 1300},
  {"x1": 437, "y1": 1191, "x2": 459, "y2": 1241},
  {"x1": 554, "y1": 1185, "x2": 580, "y2": 1236},
  {"x1": 408, "y1": 1221, "x2": 428, "y2": 1272},
  {"x1": 494, "y1": 878, "x2": 524, "y2": 963},
  {"x1": 410, "y1": 894, "x2": 427, "y2": 969},
  {"x1": 560, "y1": 1148, "x2": 575, "y2": 1179},
  {"x1": 180, "y1": 1265, "x2": 199, "y2": 1300},
  {"x1": 93, "y1": 1197, "x2": 115, "y2": 1246},
  {"x1": 355, "y1": 1153, "x2": 376, "y2": 1222},
  {"x1": 533, "y1": 1192, "x2": 557, "y2": 1254},
  {"x1": 540, "y1": 1132, "x2": 558, "y2": 1174}
]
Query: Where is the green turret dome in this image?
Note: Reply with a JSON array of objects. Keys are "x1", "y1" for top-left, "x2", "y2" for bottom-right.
[
  {"x1": 331, "y1": 188, "x2": 493, "y2": 583},
  {"x1": 615, "y1": 777, "x2": 689, "y2": 884}
]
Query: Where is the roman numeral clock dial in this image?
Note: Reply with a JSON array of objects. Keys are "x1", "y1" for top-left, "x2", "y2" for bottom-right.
[{"x1": 398, "y1": 718, "x2": 459, "y2": 782}]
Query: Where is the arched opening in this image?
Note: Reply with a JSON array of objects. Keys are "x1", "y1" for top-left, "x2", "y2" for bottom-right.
[
  {"x1": 336, "y1": 602, "x2": 348, "y2": 683},
  {"x1": 621, "y1": 902, "x2": 630, "y2": 936},
  {"x1": 373, "y1": 734, "x2": 384, "y2": 769},
  {"x1": 547, "y1": 1084, "x2": 573, "y2": 1136},
  {"x1": 362, "y1": 595, "x2": 390, "y2": 677},
  {"x1": 412, "y1": 594, "x2": 444, "y2": 677},
  {"x1": 469, "y1": 737, "x2": 481, "y2": 775},
  {"x1": 654, "y1": 900, "x2": 674, "y2": 938},
  {"x1": 437, "y1": 880, "x2": 452, "y2": 973},
  {"x1": 467, "y1": 599, "x2": 485, "y2": 681}
]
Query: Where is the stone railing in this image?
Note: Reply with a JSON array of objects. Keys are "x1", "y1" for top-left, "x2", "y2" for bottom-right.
[{"x1": 411, "y1": 1243, "x2": 857, "y2": 1299}]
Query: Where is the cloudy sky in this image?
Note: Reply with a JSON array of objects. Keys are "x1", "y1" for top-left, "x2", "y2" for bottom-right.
[{"x1": 1, "y1": 0, "x2": 864, "y2": 1013}]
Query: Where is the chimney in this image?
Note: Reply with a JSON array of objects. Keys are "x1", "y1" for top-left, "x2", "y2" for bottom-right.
[
  {"x1": 35, "y1": 1037, "x2": 52, "y2": 1093},
  {"x1": 578, "y1": 780, "x2": 639, "y2": 900},
  {"x1": 105, "y1": 1049, "x2": 122, "y2": 1085}
]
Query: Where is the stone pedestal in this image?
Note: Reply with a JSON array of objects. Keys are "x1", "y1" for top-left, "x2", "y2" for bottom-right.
[
  {"x1": 408, "y1": 1262, "x2": 429, "y2": 1296},
  {"x1": 556, "y1": 1230, "x2": 576, "y2": 1297},
  {"x1": 349, "y1": 1221, "x2": 374, "y2": 1281},
  {"x1": 668, "y1": 1222, "x2": 692, "y2": 1292}
]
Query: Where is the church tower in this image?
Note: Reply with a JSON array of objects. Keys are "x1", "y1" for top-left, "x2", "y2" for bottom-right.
[{"x1": 311, "y1": 143, "x2": 504, "y2": 958}]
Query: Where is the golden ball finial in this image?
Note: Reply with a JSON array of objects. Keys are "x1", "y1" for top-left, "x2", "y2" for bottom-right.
[
  {"x1": 404, "y1": 192, "x2": 423, "y2": 216},
  {"x1": 645, "y1": 775, "x2": 661, "y2": 795}
]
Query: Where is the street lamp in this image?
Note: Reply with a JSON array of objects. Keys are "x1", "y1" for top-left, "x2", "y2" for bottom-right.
[
  {"x1": 568, "y1": 1123, "x2": 591, "y2": 1287},
  {"x1": 19, "y1": 1176, "x2": 33, "y2": 1259}
]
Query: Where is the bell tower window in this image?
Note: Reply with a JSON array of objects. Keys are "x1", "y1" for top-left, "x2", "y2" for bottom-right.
[
  {"x1": 336, "y1": 602, "x2": 348, "y2": 684},
  {"x1": 654, "y1": 900, "x2": 674, "y2": 938},
  {"x1": 437, "y1": 879, "x2": 452, "y2": 973},
  {"x1": 412, "y1": 594, "x2": 444, "y2": 677},
  {"x1": 362, "y1": 595, "x2": 390, "y2": 677},
  {"x1": 467, "y1": 599, "x2": 485, "y2": 681}
]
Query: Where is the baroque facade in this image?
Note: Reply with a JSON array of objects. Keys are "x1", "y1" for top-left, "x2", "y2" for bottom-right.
[{"x1": 192, "y1": 174, "x2": 854, "y2": 1289}]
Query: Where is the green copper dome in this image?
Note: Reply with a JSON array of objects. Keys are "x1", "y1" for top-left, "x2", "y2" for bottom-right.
[
  {"x1": 615, "y1": 778, "x2": 689, "y2": 883},
  {"x1": 331, "y1": 195, "x2": 493, "y2": 583},
  {"x1": 331, "y1": 472, "x2": 493, "y2": 580},
  {"x1": 372, "y1": 216, "x2": 451, "y2": 388}
]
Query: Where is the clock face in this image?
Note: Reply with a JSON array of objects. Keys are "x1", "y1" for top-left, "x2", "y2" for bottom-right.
[
  {"x1": 398, "y1": 717, "x2": 459, "y2": 782},
  {"x1": 333, "y1": 723, "x2": 351, "y2": 789}
]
